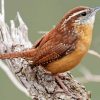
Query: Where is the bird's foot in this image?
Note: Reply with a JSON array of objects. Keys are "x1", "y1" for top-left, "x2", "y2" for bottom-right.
[
  {"x1": 40, "y1": 66, "x2": 52, "y2": 75},
  {"x1": 54, "y1": 74, "x2": 70, "y2": 95}
]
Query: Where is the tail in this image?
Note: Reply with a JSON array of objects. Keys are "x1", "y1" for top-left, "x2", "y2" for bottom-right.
[{"x1": 0, "y1": 49, "x2": 36, "y2": 59}]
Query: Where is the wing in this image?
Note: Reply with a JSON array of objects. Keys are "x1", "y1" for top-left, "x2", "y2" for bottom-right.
[
  {"x1": 32, "y1": 42, "x2": 72, "y2": 66},
  {"x1": 33, "y1": 29, "x2": 58, "y2": 48},
  {"x1": 31, "y1": 29, "x2": 77, "y2": 66}
]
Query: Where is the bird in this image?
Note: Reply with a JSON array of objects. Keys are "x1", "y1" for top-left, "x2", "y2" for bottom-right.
[{"x1": 0, "y1": 6, "x2": 100, "y2": 93}]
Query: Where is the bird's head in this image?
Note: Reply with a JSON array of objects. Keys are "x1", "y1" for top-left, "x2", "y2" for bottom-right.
[{"x1": 57, "y1": 6, "x2": 100, "y2": 34}]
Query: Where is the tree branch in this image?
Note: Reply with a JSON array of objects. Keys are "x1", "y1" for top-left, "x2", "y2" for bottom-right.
[
  {"x1": 76, "y1": 67, "x2": 100, "y2": 83},
  {"x1": 0, "y1": 60, "x2": 29, "y2": 97},
  {"x1": 88, "y1": 50, "x2": 100, "y2": 58},
  {"x1": 0, "y1": 0, "x2": 90, "y2": 99}
]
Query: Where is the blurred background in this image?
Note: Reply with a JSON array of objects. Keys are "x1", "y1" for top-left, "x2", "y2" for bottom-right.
[{"x1": 0, "y1": 0, "x2": 100, "y2": 100}]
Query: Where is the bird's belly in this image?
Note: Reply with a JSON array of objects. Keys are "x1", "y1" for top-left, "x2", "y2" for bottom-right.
[
  {"x1": 45, "y1": 43, "x2": 88, "y2": 74},
  {"x1": 45, "y1": 24, "x2": 92, "y2": 74}
]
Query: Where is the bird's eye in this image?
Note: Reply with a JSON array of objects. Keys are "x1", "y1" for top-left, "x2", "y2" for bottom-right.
[{"x1": 80, "y1": 12, "x2": 87, "y2": 16}]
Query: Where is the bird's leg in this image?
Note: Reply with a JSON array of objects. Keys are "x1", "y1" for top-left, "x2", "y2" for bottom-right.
[
  {"x1": 39, "y1": 66, "x2": 70, "y2": 95},
  {"x1": 40, "y1": 66, "x2": 52, "y2": 75},
  {"x1": 40, "y1": 66, "x2": 70, "y2": 94},
  {"x1": 54, "y1": 74, "x2": 70, "y2": 95}
]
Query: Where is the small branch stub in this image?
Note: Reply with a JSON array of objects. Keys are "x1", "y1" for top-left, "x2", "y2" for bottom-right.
[{"x1": 0, "y1": 0, "x2": 90, "y2": 100}]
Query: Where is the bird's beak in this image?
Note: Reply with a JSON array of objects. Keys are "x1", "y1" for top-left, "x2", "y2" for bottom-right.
[{"x1": 92, "y1": 7, "x2": 100, "y2": 14}]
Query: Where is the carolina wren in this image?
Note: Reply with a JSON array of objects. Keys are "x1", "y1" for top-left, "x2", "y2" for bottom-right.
[{"x1": 0, "y1": 6, "x2": 100, "y2": 93}]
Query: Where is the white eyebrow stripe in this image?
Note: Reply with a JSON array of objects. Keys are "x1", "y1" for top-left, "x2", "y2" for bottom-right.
[{"x1": 62, "y1": 9, "x2": 88, "y2": 25}]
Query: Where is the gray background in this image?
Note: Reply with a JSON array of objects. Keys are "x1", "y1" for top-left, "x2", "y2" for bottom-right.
[{"x1": 0, "y1": 0, "x2": 100, "y2": 100}]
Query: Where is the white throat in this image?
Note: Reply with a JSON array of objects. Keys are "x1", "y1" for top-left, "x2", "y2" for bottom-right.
[{"x1": 75, "y1": 15, "x2": 95, "y2": 28}]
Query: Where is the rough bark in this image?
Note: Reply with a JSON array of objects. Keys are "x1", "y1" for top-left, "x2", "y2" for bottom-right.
[{"x1": 0, "y1": 2, "x2": 91, "y2": 100}]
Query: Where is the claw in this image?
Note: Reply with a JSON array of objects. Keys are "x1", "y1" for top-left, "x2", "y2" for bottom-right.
[{"x1": 54, "y1": 74, "x2": 70, "y2": 95}]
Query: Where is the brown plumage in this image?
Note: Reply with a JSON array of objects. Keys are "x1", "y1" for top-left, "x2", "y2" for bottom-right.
[{"x1": 0, "y1": 6, "x2": 100, "y2": 74}]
